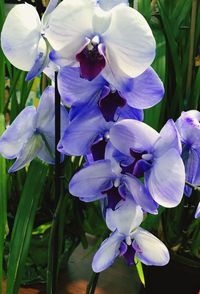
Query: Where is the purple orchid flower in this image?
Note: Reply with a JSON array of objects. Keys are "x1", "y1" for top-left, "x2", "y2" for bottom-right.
[
  {"x1": 58, "y1": 89, "x2": 143, "y2": 156},
  {"x1": 45, "y1": 0, "x2": 155, "y2": 84},
  {"x1": 58, "y1": 66, "x2": 164, "y2": 122},
  {"x1": 0, "y1": 87, "x2": 68, "y2": 172},
  {"x1": 92, "y1": 197, "x2": 169, "y2": 272},
  {"x1": 1, "y1": 0, "x2": 58, "y2": 80},
  {"x1": 109, "y1": 118, "x2": 185, "y2": 208},
  {"x1": 176, "y1": 110, "x2": 200, "y2": 197},
  {"x1": 69, "y1": 141, "x2": 158, "y2": 214}
]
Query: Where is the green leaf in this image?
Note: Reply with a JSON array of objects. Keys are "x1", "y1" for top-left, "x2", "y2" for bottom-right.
[
  {"x1": 144, "y1": 24, "x2": 166, "y2": 130},
  {"x1": 138, "y1": 0, "x2": 151, "y2": 22},
  {"x1": 191, "y1": 66, "x2": 200, "y2": 109},
  {"x1": 6, "y1": 160, "x2": 48, "y2": 294},
  {"x1": 0, "y1": 114, "x2": 7, "y2": 294},
  {"x1": 134, "y1": 257, "x2": 145, "y2": 287}
]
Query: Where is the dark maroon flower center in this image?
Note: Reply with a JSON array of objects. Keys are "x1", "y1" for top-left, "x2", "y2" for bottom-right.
[
  {"x1": 99, "y1": 91, "x2": 126, "y2": 122},
  {"x1": 76, "y1": 38, "x2": 106, "y2": 81}
]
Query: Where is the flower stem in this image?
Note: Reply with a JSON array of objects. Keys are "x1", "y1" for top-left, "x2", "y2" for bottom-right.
[
  {"x1": 86, "y1": 272, "x2": 100, "y2": 294},
  {"x1": 185, "y1": 0, "x2": 198, "y2": 107},
  {"x1": 185, "y1": 181, "x2": 200, "y2": 191},
  {"x1": 47, "y1": 71, "x2": 62, "y2": 293}
]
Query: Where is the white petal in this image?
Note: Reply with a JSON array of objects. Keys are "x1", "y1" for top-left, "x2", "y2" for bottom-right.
[
  {"x1": 106, "y1": 197, "x2": 143, "y2": 235},
  {"x1": 0, "y1": 107, "x2": 36, "y2": 159},
  {"x1": 110, "y1": 119, "x2": 159, "y2": 156},
  {"x1": 133, "y1": 227, "x2": 170, "y2": 266},
  {"x1": 1, "y1": 3, "x2": 41, "y2": 71},
  {"x1": 8, "y1": 134, "x2": 44, "y2": 173},
  {"x1": 102, "y1": 5, "x2": 155, "y2": 77},
  {"x1": 92, "y1": 230, "x2": 123, "y2": 272},
  {"x1": 148, "y1": 149, "x2": 185, "y2": 208},
  {"x1": 98, "y1": 0, "x2": 128, "y2": 11},
  {"x1": 45, "y1": 0, "x2": 94, "y2": 54}
]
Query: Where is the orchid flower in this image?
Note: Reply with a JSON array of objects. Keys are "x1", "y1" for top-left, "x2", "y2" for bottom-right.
[
  {"x1": 58, "y1": 89, "x2": 143, "y2": 156},
  {"x1": 0, "y1": 87, "x2": 68, "y2": 172},
  {"x1": 109, "y1": 118, "x2": 185, "y2": 207},
  {"x1": 45, "y1": 0, "x2": 156, "y2": 86},
  {"x1": 1, "y1": 0, "x2": 58, "y2": 80},
  {"x1": 58, "y1": 66, "x2": 164, "y2": 121},
  {"x1": 69, "y1": 141, "x2": 158, "y2": 214},
  {"x1": 92, "y1": 197, "x2": 169, "y2": 272},
  {"x1": 176, "y1": 110, "x2": 200, "y2": 196}
]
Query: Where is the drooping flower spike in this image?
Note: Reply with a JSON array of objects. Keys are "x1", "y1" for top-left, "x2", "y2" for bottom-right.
[
  {"x1": 176, "y1": 110, "x2": 200, "y2": 196},
  {"x1": 1, "y1": 0, "x2": 58, "y2": 80},
  {"x1": 92, "y1": 197, "x2": 169, "y2": 272},
  {"x1": 0, "y1": 87, "x2": 68, "y2": 172},
  {"x1": 109, "y1": 118, "x2": 185, "y2": 207},
  {"x1": 46, "y1": 0, "x2": 156, "y2": 85}
]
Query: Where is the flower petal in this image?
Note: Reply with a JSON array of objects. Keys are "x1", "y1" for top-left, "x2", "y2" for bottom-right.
[
  {"x1": 0, "y1": 107, "x2": 36, "y2": 159},
  {"x1": 120, "y1": 67, "x2": 164, "y2": 109},
  {"x1": 110, "y1": 119, "x2": 159, "y2": 156},
  {"x1": 176, "y1": 110, "x2": 200, "y2": 148},
  {"x1": 123, "y1": 174, "x2": 158, "y2": 214},
  {"x1": 132, "y1": 227, "x2": 169, "y2": 266},
  {"x1": 102, "y1": 5, "x2": 155, "y2": 78},
  {"x1": 106, "y1": 197, "x2": 143, "y2": 235},
  {"x1": 8, "y1": 134, "x2": 44, "y2": 173},
  {"x1": 154, "y1": 119, "x2": 182, "y2": 156},
  {"x1": 116, "y1": 104, "x2": 144, "y2": 121},
  {"x1": 58, "y1": 66, "x2": 106, "y2": 106},
  {"x1": 59, "y1": 103, "x2": 109, "y2": 155},
  {"x1": 147, "y1": 148, "x2": 185, "y2": 207},
  {"x1": 42, "y1": 0, "x2": 58, "y2": 24},
  {"x1": 1, "y1": 3, "x2": 41, "y2": 71},
  {"x1": 98, "y1": 0, "x2": 128, "y2": 11},
  {"x1": 195, "y1": 202, "x2": 200, "y2": 219},
  {"x1": 45, "y1": 0, "x2": 94, "y2": 53},
  {"x1": 92, "y1": 230, "x2": 123, "y2": 272},
  {"x1": 26, "y1": 37, "x2": 49, "y2": 81},
  {"x1": 36, "y1": 86, "x2": 55, "y2": 130},
  {"x1": 69, "y1": 160, "x2": 114, "y2": 198}
]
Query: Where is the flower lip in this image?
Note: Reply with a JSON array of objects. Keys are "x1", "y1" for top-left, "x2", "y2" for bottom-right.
[{"x1": 76, "y1": 36, "x2": 106, "y2": 81}]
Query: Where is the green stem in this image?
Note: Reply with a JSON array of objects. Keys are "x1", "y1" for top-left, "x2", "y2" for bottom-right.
[
  {"x1": 46, "y1": 72, "x2": 62, "y2": 293},
  {"x1": 185, "y1": 181, "x2": 200, "y2": 191},
  {"x1": 86, "y1": 272, "x2": 100, "y2": 294},
  {"x1": 185, "y1": 0, "x2": 198, "y2": 107}
]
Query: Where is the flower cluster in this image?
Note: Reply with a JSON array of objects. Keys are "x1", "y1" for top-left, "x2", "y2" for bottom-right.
[{"x1": 0, "y1": 0, "x2": 200, "y2": 273}]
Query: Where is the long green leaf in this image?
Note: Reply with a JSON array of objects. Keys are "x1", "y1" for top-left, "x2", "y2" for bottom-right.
[
  {"x1": 144, "y1": 24, "x2": 166, "y2": 130},
  {"x1": 0, "y1": 114, "x2": 7, "y2": 294},
  {"x1": 6, "y1": 160, "x2": 48, "y2": 294}
]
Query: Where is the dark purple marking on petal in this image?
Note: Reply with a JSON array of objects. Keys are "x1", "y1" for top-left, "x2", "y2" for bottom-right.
[
  {"x1": 119, "y1": 241, "x2": 128, "y2": 256},
  {"x1": 76, "y1": 43, "x2": 106, "y2": 81},
  {"x1": 99, "y1": 91, "x2": 126, "y2": 122},
  {"x1": 121, "y1": 149, "x2": 152, "y2": 177},
  {"x1": 91, "y1": 138, "x2": 107, "y2": 161},
  {"x1": 118, "y1": 183, "x2": 127, "y2": 199},
  {"x1": 102, "y1": 186, "x2": 124, "y2": 210},
  {"x1": 134, "y1": 159, "x2": 152, "y2": 177},
  {"x1": 122, "y1": 244, "x2": 136, "y2": 266}
]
